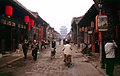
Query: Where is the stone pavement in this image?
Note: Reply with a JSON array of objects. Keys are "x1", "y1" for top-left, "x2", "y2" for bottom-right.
[
  {"x1": 72, "y1": 44, "x2": 106, "y2": 76},
  {"x1": 77, "y1": 45, "x2": 120, "y2": 76},
  {"x1": 0, "y1": 43, "x2": 105, "y2": 76}
]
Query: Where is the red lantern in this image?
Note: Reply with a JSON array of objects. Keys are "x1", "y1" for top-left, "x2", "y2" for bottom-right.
[
  {"x1": 5, "y1": 6, "x2": 13, "y2": 17},
  {"x1": 30, "y1": 19, "x2": 34, "y2": 26},
  {"x1": 24, "y1": 16, "x2": 30, "y2": 24}
]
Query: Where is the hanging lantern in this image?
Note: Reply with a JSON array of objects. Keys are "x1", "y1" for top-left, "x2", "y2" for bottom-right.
[
  {"x1": 30, "y1": 19, "x2": 34, "y2": 26},
  {"x1": 24, "y1": 16, "x2": 30, "y2": 24},
  {"x1": 5, "y1": 6, "x2": 13, "y2": 17}
]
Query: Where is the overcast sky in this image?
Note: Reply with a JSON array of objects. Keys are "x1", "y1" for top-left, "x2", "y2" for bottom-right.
[{"x1": 17, "y1": 0, "x2": 94, "y2": 33}]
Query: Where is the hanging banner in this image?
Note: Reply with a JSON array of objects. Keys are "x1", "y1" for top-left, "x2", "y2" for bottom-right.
[
  {"x1": 96, "y1": 15, "x2": 108, "y2": 31},
  {"x1": 84, "y1": 27, "x2": 88, "y2": 32},
  {"x1": 98, "y1": 32, "x2": 102, "y2": 41},
  {"x1": 91, "y1": 21, "x2": 94, "y2": 28},
  {"x1": 40, "y1": 26, "x2": 44, "y2": 39},
  {"x1": 96, "y1": 15, "x2": 98, "y2": 32}
]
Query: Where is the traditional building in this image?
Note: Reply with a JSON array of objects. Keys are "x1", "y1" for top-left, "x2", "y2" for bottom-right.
[
  {"x1": 60, "y1": 26, "x2": 67, "y2": 39},
  {"x1": 0, "y1": 0, "x2": 49, "y2": 54}
]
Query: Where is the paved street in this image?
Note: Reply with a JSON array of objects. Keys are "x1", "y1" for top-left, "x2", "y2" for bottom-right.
[{"x1": 0, "y1": 43, "x2": 104, "y2": 76}]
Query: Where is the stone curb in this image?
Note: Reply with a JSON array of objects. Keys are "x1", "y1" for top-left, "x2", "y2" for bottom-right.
[
  {"x1": 82, "y1": 54, "x2": 106, "y2": 76},
  {"x1": 0, "y1": 56, "x2": 23, "y2": 69},
  {"x1": 0, "y1": 48, "x2": 45, "y2": 69},
  {"x1": 0, "y1": 51, "x2": 32, "y2": 69},
  {"x1": 72, "y1": 45, "x2": 106, "y2": 76},
  {"x1": 90, "y1": 61, "x2": 106, "y2": 76}
]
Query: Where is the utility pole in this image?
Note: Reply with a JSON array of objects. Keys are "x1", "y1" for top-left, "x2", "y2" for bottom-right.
[{"x1": 98, "y1": 1, "x2": 103, "y2": 65}]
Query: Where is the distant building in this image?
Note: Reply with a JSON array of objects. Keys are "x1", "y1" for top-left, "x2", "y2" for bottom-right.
[{"x1": 60, "y1": 26, "x2": 67, "y2": 39}]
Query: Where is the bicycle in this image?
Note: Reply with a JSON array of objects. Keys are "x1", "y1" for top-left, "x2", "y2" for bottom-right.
[
  {"x1": 51, "y1": 48, "x2": 56, "y2": 60},
  {"x1": 64, "y1": 54, "x2": 72, "y2": 68}
]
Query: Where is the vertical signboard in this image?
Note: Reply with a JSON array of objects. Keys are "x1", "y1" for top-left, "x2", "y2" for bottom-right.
[
  {"x1": 96, "y1": 15, "x2": 108, "y2": 31},
  {"x1": 40, "y1": 26, "x2": 44, "y2": 39}
]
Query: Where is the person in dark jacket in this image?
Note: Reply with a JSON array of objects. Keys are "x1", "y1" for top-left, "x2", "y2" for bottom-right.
[
  {"x1": 22, "y1": 39, "x2": 29, "y2": 59},
  {"x1": 41, "y1": 39, "x2": 46, "y2": 49},
  {"x1": 51, "y1": 39, "x2": 56, "y2": 58},
  {"x1": 51, "y1": 39, "x2": 56, "y2": 48},
  {"x1": 31, "y1": 39, "x2": 39, "y2": 61}
]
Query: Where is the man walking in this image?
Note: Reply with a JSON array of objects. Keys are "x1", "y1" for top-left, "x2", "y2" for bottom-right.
[
  {"x1": 105, "y1": 38, "x2": 117, "y2": 76},
  {"x1": 50, "y1": 39, "x2": 56, "y2": 58},
  {"x1": 22, "y1": 39, "x2": 29, "y2": 59},
  {"x1": 31, "y1": 39, "x2": 39, "y2": 61}
]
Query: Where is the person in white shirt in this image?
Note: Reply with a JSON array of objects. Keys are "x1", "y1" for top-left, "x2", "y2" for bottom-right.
[
  {"x1": 62, "y1": 41, "x2": 72, "y2": 62},
  {"x1": 105, "y1": 38, "x2": 117, "y2": 76}
]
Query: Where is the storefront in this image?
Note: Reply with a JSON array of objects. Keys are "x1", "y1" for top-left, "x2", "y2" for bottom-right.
[{"x1": 0, "y1": 0, "x2": 36, "y2": 54}]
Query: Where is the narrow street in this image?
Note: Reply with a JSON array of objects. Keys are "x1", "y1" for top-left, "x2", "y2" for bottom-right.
[{"x1": 0, "y1": 43, "x2": 104, "y2": 76}]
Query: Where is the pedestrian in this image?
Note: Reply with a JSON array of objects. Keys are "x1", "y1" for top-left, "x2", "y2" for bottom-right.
[
  {"x1": 31, "y1": 39, "x2": 39, "y2": 61},
  {"x1": 22, "y1": 39, "x2": 29, "y2": 59},
  {"x1": 59, "y1": 38, "x2": 61, "y2": 45},
  {"x1": 50, "y1": 39, "x2": 56, "y2": 57},
  {"x1": 51, "y1": 39, "x2": 56, "y2": 48},
  {"x1": 104, "y1": 38, "x2": 117, "y2": 76},
  {"x1": 62, "y1": 40, "x2": 72, "y2": 63},
  {"x1": 41, "y1": 39, "x2": 46, "y2": 49}
]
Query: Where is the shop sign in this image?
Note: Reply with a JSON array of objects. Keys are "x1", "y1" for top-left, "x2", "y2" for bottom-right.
[
  {"x1": 11, "y1": 22, "x2": 16, "y2": 27},
  {"x1": 0, "y1": 19, "x2": 16, "y2": 27},
  {"x1": 6, "y1": 21, "x2": 11, "y2": 26},
  {"x1": 18, "y1": 24, "x2": 21, "y2": 28},
  {"x1": 24, "y1": 26, "x2": 26, "y2": 29},
  {"x1": 88, "y1": 31, "x2": 92, "y2": 34},
  {"x1": 96, "y1": 15, "x2": 108, "y2": 31},
  {"x1": 1, "y1": 19, "x2": 6, "y2": 24},
  {"x1": 84, "y1": 27, "x2": 88, "y2": 32},
  {"x1": 40, "y1": 26, "x2": 44, "y2": 38},
  {"x1": 21, "y1": 25, "x2": 24, "y2": 28}
]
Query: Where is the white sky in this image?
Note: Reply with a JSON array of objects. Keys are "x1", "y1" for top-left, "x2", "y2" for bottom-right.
[{"x1": 17, "y1": 0, "x2": 94, "y2": 33}]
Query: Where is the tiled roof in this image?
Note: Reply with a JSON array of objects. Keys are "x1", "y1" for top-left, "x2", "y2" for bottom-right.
[{"x1": 11, "y1": 0, "x2": 37, "y2": 18}]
